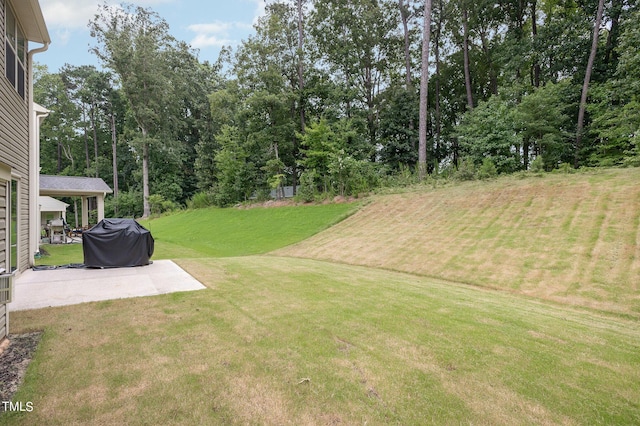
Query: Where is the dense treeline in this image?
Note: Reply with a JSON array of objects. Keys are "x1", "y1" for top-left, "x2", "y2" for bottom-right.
[{"x1": 34, "y1": 0, "x2": 640, "y2": 217}]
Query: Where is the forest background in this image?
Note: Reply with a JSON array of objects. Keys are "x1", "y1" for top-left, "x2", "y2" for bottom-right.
[{"x1": 33, "y1": 0, "x2": 640, "y2": 222}]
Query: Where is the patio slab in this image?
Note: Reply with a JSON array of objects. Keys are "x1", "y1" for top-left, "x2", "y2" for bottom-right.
[{"x1": 8, "y1": 260, "x2": 207, "y2": 311}]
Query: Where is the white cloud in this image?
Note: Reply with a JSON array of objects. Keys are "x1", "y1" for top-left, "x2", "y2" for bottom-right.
[
  {"x1": 187, "y1": 0, "x2": 265, "y2": 50},
  {"x1": 188, "y1": 22, "x2": 234, "y2": 35},
  {"x1": 40, "y1": 0, "x2": 100, "y2": 29},
  {"x1": 39, "y1": 0, "x2": 173, "y2": 30},
  {"x1": 251, "y1": 0, "x2": 267, "y2": 25},
  {"x1": 54, "y1": 28, "x2": 72, "y2": 46},
  {"x1": 190, "y1": 34, "x2": 234, "y2": 49},
  {"x1": 187, "y1": 20, "x2": 240, "y2": 49}
]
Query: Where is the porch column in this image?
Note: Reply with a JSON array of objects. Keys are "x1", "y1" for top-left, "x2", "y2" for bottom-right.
[
  {"x1": 97, "y1": 194, "x2": 105, "y2": 222},
  {"x1": 81, "y1": 196, "x2": 89, "y2": 228}
]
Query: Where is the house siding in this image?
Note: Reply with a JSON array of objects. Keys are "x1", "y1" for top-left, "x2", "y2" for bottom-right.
[{"x1": 0, "y1": 0, "x2": 31, "y2": 274}]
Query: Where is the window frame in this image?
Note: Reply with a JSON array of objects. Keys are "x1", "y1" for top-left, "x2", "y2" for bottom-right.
[{"x1": 4, "y1": 3, "x2": 27, "y2": 99}]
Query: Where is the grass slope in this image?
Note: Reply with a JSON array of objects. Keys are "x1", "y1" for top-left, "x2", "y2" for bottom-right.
[
  {"x1": 140, "y1": 203, "x2": 356, "y2": 259},
  {"x1": 6, "y1": 257, "x2": 640, "y2": 424},
  {"x1": 276, "y1": 168, "x2": 640, "y2": 317},
  {"x1": 35, "y1": 203, "x2": 356, "y2": 265}
]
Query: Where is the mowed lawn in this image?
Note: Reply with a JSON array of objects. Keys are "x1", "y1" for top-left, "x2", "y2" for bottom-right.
[
  {"x1": 277, "y1": 167, "x2": 640, "y2": 317},
  {"x1": 7, "y1": 169, "x2": 640, "y2": 424},
  {"x1": 35, "y1": 202, "x2": 357, "y2": 265},
  {"x1": 6, "y1": 256, "x2": 640, "y2": 425}
]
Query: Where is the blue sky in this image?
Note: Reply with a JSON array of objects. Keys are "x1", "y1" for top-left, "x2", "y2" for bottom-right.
[{"x1": 36, "y1": 0, "x2": 265, "y2": 72}]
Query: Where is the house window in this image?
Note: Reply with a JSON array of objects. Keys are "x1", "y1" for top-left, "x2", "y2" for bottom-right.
[{"x1": 4, "y1": 4, "x2": 26, "y2": 99}]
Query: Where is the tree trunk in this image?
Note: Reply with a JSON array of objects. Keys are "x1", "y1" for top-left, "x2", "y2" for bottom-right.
[
  {"x1": 462, "y1": 6, "x2": 473, "y2": 110},
  {"x1": 575, "y1": 0, "x2": 605, "y2": 168},
  {"x1": 434, "y1": 0, "x2": 443, "y2": 168},
  {"x1": 91, "y1": 104, "x2": 99, "y2": 177},
  {"x1": 399, "y1": 0, "x2": 415, "y2": 138},
  {"x1": 399, "y1": 0, "x2": 412, "y2": 89},
  {"x1": 142, "y1": 129, "x2": 151, "y2": 218},
  {"x1": 297, "y1": 0, "x2": 306, "y2": 133},
  {"x1": 83, "y1": 106, "x2": 91, "y2": 173},
  {"x1": 479, "y1": 29, "x2": 498, "y2": 95},
  {"x1": 418, "y1": 0, "x2": 433, "y2": 180},
  {"x1": 295, "y1": 0, "x2": 305, "y2": 196},
  {"x1": 604, "y1": 0, "x2": 621, "y2": 66},
  {"x1": 111, "y1": 113, "x2": 119, "y2": 214},
  {"x1": 531, "y1": 0, "x2": 541, "y2": 88},
  {"x1": 57, "y1": 142, "x2": 62, "y2": 173}
]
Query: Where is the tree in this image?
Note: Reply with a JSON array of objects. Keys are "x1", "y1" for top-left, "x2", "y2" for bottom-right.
[
  {"x1": 298, "y1": 119, "x2": 339, "y2": 192},
  {"x1": 418, "y1": 0, "x2": 433, "y2": 179},
  {"x1": 461, "y1": 3, "x2": 474, "y2": 110},
  {"x1": 457, "y1": 95, "x2": 522, "y2": 174},
  {"x1": 514, "y1": 81, "x2": 574, "y2": 170},
  {"x1": 33, "y1": 65, "x2": 82, "y2": 175},
  {"x1": 60, "y1": 65, "x2": 117, "y2": 179},
  {"x1": 589, "y1": 8, "x2": 640, "y2": 166},
  {"x1": 196, "y1": 82, "x2": 239, "y2": 191},
  {"x1": 214, "y1": 125, "x2": 256, "y2": 206},
  {"x1": 575, "y1": 0, "x2": 606, "y2": 167},
  {"x1": 90, "y1": 3, "x2": 178, "y2": 217},
  {"x1": 310, "y1": 0, "x2": 397, "y2": 150},
  {"x1": 379, "y1": 86, "x2": 419, "y2": 170}
]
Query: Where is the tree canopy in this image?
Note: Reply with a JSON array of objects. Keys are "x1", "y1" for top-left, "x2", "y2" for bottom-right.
[{"x1": 34, "y1": 0, "x2": 640, "y2": 214}]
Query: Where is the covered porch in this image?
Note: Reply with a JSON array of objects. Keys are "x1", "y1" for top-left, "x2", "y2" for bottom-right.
[{"x1": 39, "y1": 175, "x2": 113, "y2": 229}]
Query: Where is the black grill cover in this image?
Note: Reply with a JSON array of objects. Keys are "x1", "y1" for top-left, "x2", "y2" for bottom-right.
[{"x1": 83, "y1": 219, "x2": 154, "y2": 267}]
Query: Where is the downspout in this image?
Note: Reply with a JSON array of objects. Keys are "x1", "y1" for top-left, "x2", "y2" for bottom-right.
[{"x1": 28, "y1": 42, "x2": 50, "y2": 267}]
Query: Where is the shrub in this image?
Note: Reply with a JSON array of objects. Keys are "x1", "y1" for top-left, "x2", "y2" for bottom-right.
[
  {"x1": 148, "y1": 194, "x2": 178, "y2": 216},
  {"x1": 187, "y1": 191, "x2": 216, "y2": 209},
  {"x1": 455, "y1": 158, "x2": 477, "y2": 181},
  {"x1": 105, "y1": 190, "x2": 143, "y2": 218},
  {"x1": 529, "y1": 156, "x2": 545, "y2": 173},
  {"x1": 296, "y1": 170, "x2": 318, "y2": 203},
  {"x1": 477, "y1": 157, "x2": 498, "y2": 180}
]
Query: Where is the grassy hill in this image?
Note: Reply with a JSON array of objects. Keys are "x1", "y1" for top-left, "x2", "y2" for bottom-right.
[
  {"x1": 12, "y1": 168, "x2": 640, "y2": 424},
  {"x1": 275, "y1": 168, "x2": 640, "y2": 317},
  {"x1": 140, "y1": 202, "x2": 357, "y2": 258},
  {"x1": 36, "y1": 202, "x2": 357, "y2": 264}
]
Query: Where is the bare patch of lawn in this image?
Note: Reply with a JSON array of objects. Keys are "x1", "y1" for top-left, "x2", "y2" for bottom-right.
[{"x1": 4, "y1": 257, "x2": 640, "y2": 424}]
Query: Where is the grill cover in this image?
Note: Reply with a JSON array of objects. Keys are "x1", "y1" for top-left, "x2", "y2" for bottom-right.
[{"x1": 83, "y1": 219, "x2": 154, "y2": 267}]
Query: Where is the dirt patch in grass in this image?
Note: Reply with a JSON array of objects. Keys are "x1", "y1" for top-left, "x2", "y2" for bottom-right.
[{"x1": 0, "y1": 332, "x2": 42, "y2": 408}]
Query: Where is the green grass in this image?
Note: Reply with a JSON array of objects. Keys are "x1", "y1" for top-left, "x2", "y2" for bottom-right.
[
  {"x1": 35, "y1": 202, "x2": 357, "y2": 265},
  {"x1": 35, "y1": 244, "x2": 83, "y2": 266},
  {"x1": 277, "y1": 167, "x2": 640, "y2": 317},
  {"x1": 12, "y1": 169, "x2": 640, "y2": 423},
  {"x1": 140, "y1": 203, "x2": 357, "y2": 258},
  {"x1": 5, "y1": 257, "x2": 640, "y2": 424}
]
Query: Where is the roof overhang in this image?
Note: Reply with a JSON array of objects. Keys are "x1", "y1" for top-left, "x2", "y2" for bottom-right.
[
  {"x1": 10, "y1": 0, "x2": 51, "y2": 44},
  {"x1": 40, "y1": 189, "x2": 112, "y2": 197},
  {"x1": 38, "y1": 196, "x2": 69, "y2": 212},
  {"x1": 39, "y1": 175, "x2": 114, "y2": 197}
]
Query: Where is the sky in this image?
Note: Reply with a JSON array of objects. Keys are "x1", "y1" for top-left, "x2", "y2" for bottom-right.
[{"x1": 36, "y1": 0, "x2": 266, "y2": 72}]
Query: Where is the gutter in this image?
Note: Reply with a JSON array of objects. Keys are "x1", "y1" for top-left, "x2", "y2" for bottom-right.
[{"x1": 27, "y1": 42, "x2": 50, "y2": 268}]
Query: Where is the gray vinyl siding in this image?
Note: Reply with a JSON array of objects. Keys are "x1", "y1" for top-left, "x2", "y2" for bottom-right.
[{"x1": 0, "y1": 0, "x2": 31, "y2": 274}]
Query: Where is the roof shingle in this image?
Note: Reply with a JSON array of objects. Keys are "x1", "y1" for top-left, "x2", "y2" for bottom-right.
[{"x1": 40, "y1": 175, "x2": 113, "y2": 194}]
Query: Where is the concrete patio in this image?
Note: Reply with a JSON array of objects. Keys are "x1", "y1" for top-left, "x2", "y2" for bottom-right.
[{"x1": 9, "y1": 260, "x2": 207, "y2": 311}]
